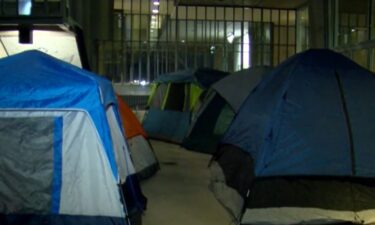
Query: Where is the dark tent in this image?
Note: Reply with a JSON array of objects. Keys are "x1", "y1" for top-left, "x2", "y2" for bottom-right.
[
  {"x1": 182, "y1": 66, "x2": 272, "y2": 154},
  {"x1": 142, "y1": 68, "x2": 228, "y2": 143},
  {"x1": 210, "y1": 49, "x2": 375, "y2": 225}
]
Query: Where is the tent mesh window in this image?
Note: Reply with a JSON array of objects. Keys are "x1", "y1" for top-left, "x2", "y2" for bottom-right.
[
  {"x1": 150, "y1": 83, "x2": 168, "y2": 109},
  {"x1": 213, "y1": 103, "x2": 235, "y2": 136},
  {"x1": 164, "y1": 83, "x2": 186, "y2": 111},
  {"x1": 0, "y1": 117, "x2": 55, "y2": 214},
  {"x1": 183, "y1": 84, "x2": 191, "y2": 112}
]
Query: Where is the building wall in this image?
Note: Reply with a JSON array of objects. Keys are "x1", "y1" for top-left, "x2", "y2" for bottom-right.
[
  {"x1": 308, "y1": 0, "x2": 327, "y2": 48},
  {"x1": 69, "y1": 0, "x2": 114, "y2": 72},
  {"x1": 327, "y1": 0, "x2": 375, "y2": 72},
  {"x1": 98, "y1": 0, "x2": 298, "y2": 83}
]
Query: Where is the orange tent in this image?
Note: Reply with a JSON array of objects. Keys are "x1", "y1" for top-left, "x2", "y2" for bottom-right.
[
  {"x1": 116, "y1": 95, "x2": 159, "y2": 180},
  {"x1": 117, "y1": 95, "x2": 147, "y2": 139}
]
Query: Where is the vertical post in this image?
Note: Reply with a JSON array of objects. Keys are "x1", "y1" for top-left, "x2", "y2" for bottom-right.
[
  {"x1": 194, "y1": 6, "x2": 198, "y2": 68},
  {"x1": 232, "y1": 7, "x2": 235, "y2": 71},
  {"x1": 333, "y1": 0, "x2": 339, "y2": 48},
  {"x1": 130, "y1": 0, "x2": 134, "y2": 82},
  {"x1": 286, "y1": 10, "x2": 289, "y2": 59},
  {"x1": 260, "y1": 8, "x2": 264, "y2": 65},
  {"x1": 355, "y1": 14, "x2": 359, "y2": 45},
  {"x1": 294, "y1": 9, "x2": 297, "y2": 53},
  {"x1": 185, "y1": 5, "x2": 188, "y2": 69},
  {"x1": 44, "y1": 0, "x2": 49, "y2": 15},
  {"x1": 1, "y1": 0, "x2": 4, "y2": 16},
  {"x1": 214, "y1": 6, "x2": 217, "y2": 45},
  {"x1": 175, "y1": 3, "x2": 179, "y2": 71},
  {"x1": 223, "y1": 7, "x2": 227, "y2": 71},
  {"x1": 121, "y1": 0, "x2": 125, "y2": 83},
  {"x1": 278, "y1": 9, "x2": 281, "y2": 64},
  {"x1": 138, "y1": 0, "x2": 142, "y2": 82},
  {"x1": 368, "y1": 0, "x2": 372, "y2": 40},
  {"x1": 250, "y1": 8, "x2": 258, "y2": 65},
  {"x1": 368, "y1": 0, "x2": 373, "y2": 70},
  {"x1": 147, "y1": 0, "x2": 151, "y2": 82},
  {"x1": 309, "y1": 0, "x2": 329, "y2": 48},
  {"x1": 165, "y1": 0, "x2": 169, "y2": 74},
  {"x1": 203, "y1": 6, "x2": 207, "y2": 67},
  {"x1": 214, "y1": 6, "x2": 217, "y2": 69},
  {"x1": 204, "y1": 6, "x2": 207, "y2": 46},
  {"x1": 241, "y1": 6, "x2": 244, "y2": 70},
  {"x1": 62, "y1": 0, "x2": 67, "y2": 25},
  {"x1": 270, "y1": 8, "x2": 274, "y2": 65},
  {"x1": 156, "y1": 50, "x2": 159, "y2": 78}
]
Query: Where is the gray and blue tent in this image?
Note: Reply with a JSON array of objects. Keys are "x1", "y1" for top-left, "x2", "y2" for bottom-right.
[
  {"x1": 142, "y1": 68, "x2": 228, "y2": 143},
  {"x1": 0, "y1": 50, "x2": 145, "y2": 225},
  {"x1": 210, "y1": 49, "x2": 375, "y2": 225},
  {"x1": 182, "y1": 66, "x2": 272, "y2": 154}
]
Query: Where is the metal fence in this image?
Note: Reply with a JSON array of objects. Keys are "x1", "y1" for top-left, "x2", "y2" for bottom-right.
[{"x1": 97, "y1": 1, "x2": 298, "y2": 84}]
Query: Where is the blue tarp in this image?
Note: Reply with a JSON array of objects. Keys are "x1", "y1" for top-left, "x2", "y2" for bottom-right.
[
  {"x1": 0, "y1": 50, "x2": 119, "y2": 178},
  {"x1": 222, "y1": 49, "x2": 375, "y2": 178}
]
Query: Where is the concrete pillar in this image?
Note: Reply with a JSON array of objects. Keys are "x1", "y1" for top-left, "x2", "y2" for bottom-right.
[
  {"x1": 69, "y1": 0, "x2": 114, "y2": 72},
  {"x1": 308, "y1": 0, "x2": 328, "y2": 48}
]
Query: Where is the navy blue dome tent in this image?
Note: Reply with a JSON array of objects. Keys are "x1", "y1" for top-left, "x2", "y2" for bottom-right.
[
  {"x1": 0, "y1": 51, "x2": 146, "y2": 225},
  {"x1": 210, "y1": 49, "x2": 375, "y2": 225}
]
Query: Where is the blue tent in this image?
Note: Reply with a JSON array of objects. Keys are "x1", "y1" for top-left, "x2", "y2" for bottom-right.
[
  {"x1": 0, "y1": 50, "x2": 144, "y2": 225},
  {"x1": 211, "y1": 49, "x2": 375, "y2": 225},
  {"x1": 143, "y1": 68, "x2": 228, "y2": 143}
]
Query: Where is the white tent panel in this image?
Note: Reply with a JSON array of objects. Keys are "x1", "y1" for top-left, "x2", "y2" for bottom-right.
[
  {"x1": 128, "y1": 135, "x2": 157, "y2": 173},
  {"x1": 209, "y1": 161, "x2": 244, "y2": 221},
  {"x1": 0, "y1": 110, "x2": 125, "y2": 217},
  {"x1": 106, "y1": 105, "x2": 136, "y2": 182},
  {"x1": 60, "y1": 111, "x2": 125, "y2": 217}
]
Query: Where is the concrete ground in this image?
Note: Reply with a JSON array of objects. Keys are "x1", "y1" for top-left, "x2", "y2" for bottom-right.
[{"x1": 141, "y1": 140, "x2": 232, "y2": 225}]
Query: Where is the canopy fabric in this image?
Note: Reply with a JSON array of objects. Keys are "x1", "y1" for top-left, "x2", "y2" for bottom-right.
[
  {"x1": 143, "y1": 108, "x2": 191, "y2": 143},
  {"x1": 127, "y1": 135, "x2": 159, "y2": 180},
  {"x1": 116, "y1": 95, "x2": 159, "y2": 180},
  {"x1": 117, "y1": 95, "x2": 147, "y2": 139},
  {"x1": 189, "y1": 84, "x2": 204, "y2": 111},
  {"x1": 182, "y1": 67, "x2": 272, "y2": 154},
  {"x1": 143, "y1": 67, "x2": 228, "y2": 143},
  {"x1": 153, "y1": 68, "x2": 228, "y2": 88},
  {"x1": 0, "y1": 50, "x2": 119, "y2": 178},
  {"x1": 211, "y1": 49, "x2": 375, "y2": 225},
  {"x1": 222, "y1": 49, "x2": 375, "y2": 178},
  {"x1": 212, "y1": 66, "x2": 273, "y2": 112},
  {"x1": 0, "y1": 50, "x2": 150, "y2": 224},
  {"x1": 0, "y1": 110, "x2": 127, "y2": 224}
]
